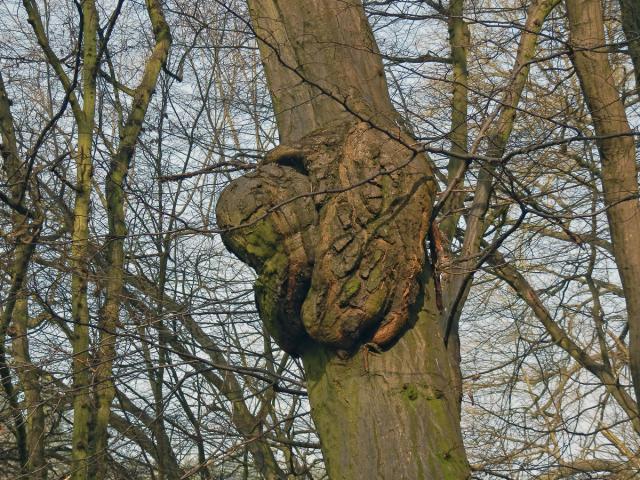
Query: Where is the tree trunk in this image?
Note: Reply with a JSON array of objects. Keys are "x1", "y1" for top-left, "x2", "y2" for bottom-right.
[
  {"x1": 440, "y1": 0, "x2": 469, "y2": 242},
  {"x1": 70, "y1": 0, "x2": 98, "y2": 476},
  {"x1": 566, "y1": 0, "x2": 640, "y2": 409},
  {"x1": 93, "y1": 2, "x2": 172, "y2": 477},
  {"x1": 0, "y1": 71, "x2": 46, "y2": 478},
  {"x1": 246, "y1": 0, "x2": 398, "y2": 143},
  {"x1": 217, "y1": 1, "x2": 470, "y2": 477},
  {"x1": 440, "y1": 0, "x2": 559, "y2": 414},
  {"x1": 302, "y1": 270, "x2": 468, "y2": 479}
]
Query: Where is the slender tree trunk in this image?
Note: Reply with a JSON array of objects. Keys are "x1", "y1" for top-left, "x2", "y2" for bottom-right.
[
  {"x1": 71, "y1": 1, "x2": 98, "y2": 478},
  {"x1": 0, "y1": 71, "x2": 46, "y2": 478},
  {"x1": 218, "y1": 1, "x2": 470, "y2": 477},
  {"x1": 441, "y1": 0, "x2": 560, "y2": 409},
  {"x1": 136, "y1": 321, "x2": 182, "y2": 480},
  {"x1": 440, "y1": 0, "x2": 470, "y2": 241},
  {"x1": 440, "y1": 0, "x2": 470, "y2": 410},
  {"x1": 0, "y1": 247, "x2": 31, "y2": 475},
  {"x1": 93, "y1": 2, "x2": 172, "y2": 477},
  {"x1": 70, "y1": 120, "x2": 94, "y2": 480},
  {"x1": 12, "y1": 294, "x2": 47, "y2": 480},
  {"x1": 566, "y1": 0, "x2": 640, "y2": 409}
]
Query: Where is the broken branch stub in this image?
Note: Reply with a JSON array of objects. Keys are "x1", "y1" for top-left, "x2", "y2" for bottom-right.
[{"x1": 216, "y1": 121, "x2": 436, "y2": 355}]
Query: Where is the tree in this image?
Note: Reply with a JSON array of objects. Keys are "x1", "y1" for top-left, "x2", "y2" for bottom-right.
[
  {"x1": 1, "y1": 0, "x2": 640, "y2": 478},
  {"x1": 567, "y1": 0, "x2": 640, "y2": 411},
  {"x1": 2, "y1": 0, "x2": 172, "y2": 477},
  {"x1": 619, "y1": 0, "x2": 640, "y2": 91},
  {"x1": 214, "y1": 0, "x2": 560, "y2": 477},
  {"x1": 217, "y1": 0, "x2": 640, "y2": 477}
]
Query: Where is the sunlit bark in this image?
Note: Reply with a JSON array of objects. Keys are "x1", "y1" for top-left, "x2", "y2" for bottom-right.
[
  {"x1": 217, "y1": 1, "x2": 470, "y2": 477},
  {"x1": 567, "y1": 0, "x2": 640, "y2": 409}
]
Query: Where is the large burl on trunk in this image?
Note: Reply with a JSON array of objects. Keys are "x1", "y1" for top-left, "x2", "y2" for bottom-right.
[
  {"x1": 216, "y1": 1, "x2": 470, "y2": 478},
  {"x1": 218, "y1": 120, "x2": 434, "y2": 352}
]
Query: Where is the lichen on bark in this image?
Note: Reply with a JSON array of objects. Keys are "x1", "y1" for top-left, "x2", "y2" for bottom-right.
[
  {"x1": 216, "y1": 162, "x2": 316, "y2": 355},
  {"x1": 217, "y1": 119, "x2": 436, "y2": 355}
]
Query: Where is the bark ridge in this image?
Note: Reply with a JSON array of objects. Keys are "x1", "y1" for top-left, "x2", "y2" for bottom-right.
[{"x1": 217, "y1": 120, "x2": 435, "y2": 354}]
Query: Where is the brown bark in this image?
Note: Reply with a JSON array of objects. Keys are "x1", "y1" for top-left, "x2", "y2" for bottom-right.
[
  {"x1": 217, "y1": 1, "x2": 469, "y2": 477},
  {"x1": 246, "y1": 0, "x2": 398, "y2": 143},
  {"x1": 301, "y1": 269, "x2": 468, "y2": 479},
  {"x1": 567, "y1": 0, "x2": 640, "y2": 409},
  {"x1": 218, "y1": 120, "x2": 435, "y2": 352}
]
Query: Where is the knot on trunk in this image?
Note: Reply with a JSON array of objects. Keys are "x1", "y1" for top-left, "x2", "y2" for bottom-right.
[{"x1": 217, "y1": 121, "x2": 435, "y2": 355}]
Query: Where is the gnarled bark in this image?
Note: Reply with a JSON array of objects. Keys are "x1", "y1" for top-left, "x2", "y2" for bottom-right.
[
  {"x1": 217, "y1": 119, "x2": 467, "y2": 478},
  {"x1": 218, "y1": 120, "x2": 435, "y2": 352},
  {"x1": 216, "y1": 1, "x2": 469, "y2": 477},
  {"x1": 217, "y1": 160, "x2": 316, "y2": 354}
]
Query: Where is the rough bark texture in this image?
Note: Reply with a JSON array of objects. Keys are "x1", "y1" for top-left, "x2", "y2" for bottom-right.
[
  {"x1": 216, "y1": 128, "x2": 467, "y2": 476},
  {"x1": 218, "y1": 120, "x2": 435, "y2": 352},
  {"x1": 302, "y1": 268, "x2": 468, "y2": 480},
  {"x1": 246, "y1": 0, "x2": 398, "y2": 143},
  {"x1": 567, "y1": 0, "x2": 640, "y2": 409},
  {"x1": 217, "y1": 159, "x2": 316, "y2": 354},
  {"x1": 217, "y1": 0, "x2": 470, "y2": 477}
]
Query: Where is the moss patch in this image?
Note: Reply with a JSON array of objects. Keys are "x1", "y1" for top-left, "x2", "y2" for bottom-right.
[{"x1": 402, "y1": 383, "x2": 419, "y2": 401}]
